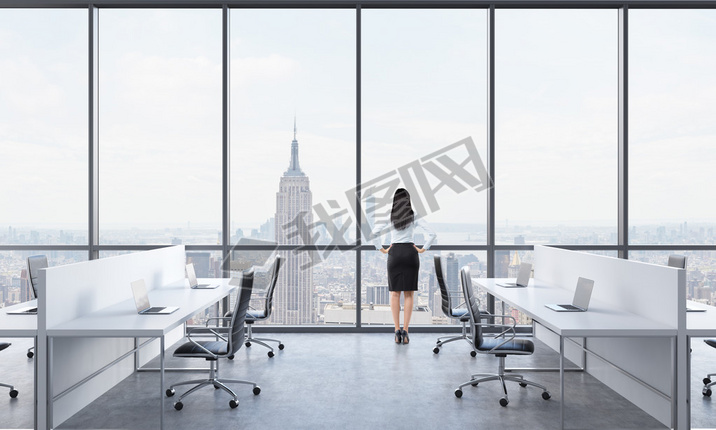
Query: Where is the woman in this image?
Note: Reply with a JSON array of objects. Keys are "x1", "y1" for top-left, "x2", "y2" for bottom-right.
[{"x1": 372, "y1": 188, "x2": 436, "y2": 344}]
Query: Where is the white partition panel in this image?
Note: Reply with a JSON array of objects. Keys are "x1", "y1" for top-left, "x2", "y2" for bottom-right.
[
  {"x1": 534, "y1": 245, "x2": 682, "y2": 326},
  {"x1": 533, "y1": 245, "x2": 685, "y2": 428},
  {"x1": 43, "y1": 246, "x2": 185, "y2": 328},
  {"x1": 38, "y1": 246, "x2": 186, "y2": 427}
]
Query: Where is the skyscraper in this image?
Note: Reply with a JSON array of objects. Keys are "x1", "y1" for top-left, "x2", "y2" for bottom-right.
[
  {"x1": 446, "y1": 252, "x2": 459, "y2": 295},
  {"x1": 274, "y1": 121, "x2": 314, "y2": 324}
]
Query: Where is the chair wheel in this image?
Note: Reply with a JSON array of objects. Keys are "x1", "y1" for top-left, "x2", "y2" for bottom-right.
[
  {"x1": 9, "y1": 389, "x2": 18, "y2": 398},
  {"x1": 174, "y1": 401, "x2": 183, "y2": 411},
  {"x1": 704, "y1": 387, "x2": 712, "y2": 397},
  {"x1": 253, "y1": 386, "x2": 261, "y2": 395},
  {"x1": 519, "y1": 382, "x2": 527, "y2": 388},
  {"x1": 471, "y1": 382, "x2": 478, "y2": 387},
  {"x1": 229, "y1": 399, "x2": 239, "y2": 409},
  {"x1": 454, "y1": 389, "x2": 463, "y2": 398},
  {"x1": 27, "y1": 351, "x2": 34, "y2": 358},
  {"x1": 470, "y1": 350, "x2": 477, "y2": 357},
  {"x1": 245, "y1": 342, "x2": 251, "y2": 347},
  {"x1": 268, "y1": 351, "x2": 274, "y2": 358},
  {"x1": 499, "y1": 397, "x2": 509, "y2": 407},
  {"x1": 228, "y1": 355, "x2": 234, "y2": 360},
  {"x1": 705, "y1": 377, "x2": 712, "y2": 385},
  {"x1": 278, "y1": 344, "x2": 285, "y2": 350},
  {"x1": 433, "y1": 347, "x2": 440, "y2": 354},
  {"x1": 542, "y1": 391, "x2": 551, "y2": 400},
  {"x1": 166, "y1": 388, "x2": 175, "y2": 397},
  {"x1": 214, "y1": 384, "x2": 220, "y2": 389}
]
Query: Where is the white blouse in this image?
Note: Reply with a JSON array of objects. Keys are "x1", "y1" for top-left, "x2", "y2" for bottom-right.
[{"x1": 371, "y1": 217, "x2": 437, "y2": 250}]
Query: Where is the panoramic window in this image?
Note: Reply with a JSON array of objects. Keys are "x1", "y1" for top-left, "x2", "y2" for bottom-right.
[
  {"x1": 0, "y1": 9, "x2": 87, "y2": 245},
  {"x1": 98, "y1": 9, "x2": 223, "y2": 245},
  {"x1": 630, "y1": 10, "x2": 716, "y2": 245},
  {"x1": 495, "y1": 9, "x2": 618, "y2": 246}
]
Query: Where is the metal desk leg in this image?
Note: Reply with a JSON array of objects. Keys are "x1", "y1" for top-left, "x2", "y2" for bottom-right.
[
  {"x1": 48, "y1": 337, "x2": 53, "y2": 430},
  {"x1": 160, "y1": 336, "x2": 165, "y2": 430},
  {"x1": 34, "y1": 336, "x2": 37, "y2": 430},
  {"x1": 560, "y1": 335, "x2": 565, "y2": 429}
]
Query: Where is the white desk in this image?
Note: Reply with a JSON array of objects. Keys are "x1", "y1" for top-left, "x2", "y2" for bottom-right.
[
  {"x1": 0, "y1": 299, "x2": 38, "y2": 428},
  {"x1": 475, "y1": 278, "x2": 677, "y2": 429},
  {"x1": 687, "y1": 301, "x2": 716, "y2": 428},
  {"x1": 46, "y1": 279, "x2": 235, "y2": 429}
]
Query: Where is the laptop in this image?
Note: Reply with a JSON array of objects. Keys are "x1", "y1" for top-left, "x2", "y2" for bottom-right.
[
  {"x1": 498, "y1": 263, "x2": 532, "y2": 288},
  {"x1": 130, "y1": 279, "x2": 178, "y2": 315},
  {"x1": 545, "y1": 277, "x2": 594, "y2": 312},
  {"x1": 186, "y1": 263, "x2": 217, "y2": 289},
  {"x1": 7, "y1": 305, "x2": 37, "y2": 315}
]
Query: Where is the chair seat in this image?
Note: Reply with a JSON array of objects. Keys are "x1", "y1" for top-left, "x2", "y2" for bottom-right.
[
  {"x1": 0, "y1": 342, "x2": 10, "y2": 352},
  {"x1": 174, "y1": 340, "x2": 228, "y2": 358},
  {"x1": 477, "y1": 337, "x2": 534, "y2": 354},
  {"x1": 705, "y1": 339, "x2": 716, "y2": 349},
  {"x1": 449, "y1": 308, "x2": 470, "y2": 322},
  {"x1": 247, "y1": 310, "x2": 267, "y2": 320}
]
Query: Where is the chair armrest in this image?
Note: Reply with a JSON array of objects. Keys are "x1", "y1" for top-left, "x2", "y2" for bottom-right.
[
  {"x1": 205, "y1": 316, "x2": 232, "y2": 327},
  {"x1": 185, "y1": 328, "x2": 224, "y2": 355},
  {"x1": 479, "y1": 315, "x2": 517, "y2": 352}
]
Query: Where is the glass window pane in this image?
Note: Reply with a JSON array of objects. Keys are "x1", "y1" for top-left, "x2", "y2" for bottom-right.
[
  {"x1": 361, "y1": 250, "x2": 486, "y2": 326},
  {"x1": 0, "y1": 9, "x2": 87, "y2": 245},
  {"x1": 362, "y1": 9, "x2": 488, "y2": 246},
  {"x1": 495, "y1": 10, "x2": 618, "y2": 245},
  {"x1": 99, "y1": 9, "x2": 223, "y2": 245},
  {"x1": 0, "y1": 251, "x2": 88, "y2": 306},
  {"x1": 630, "y1": 10, "x2": 716, "y2": 245},
  {"x1": 229, "y1": 9, "x2": 356, "y2": 245}
]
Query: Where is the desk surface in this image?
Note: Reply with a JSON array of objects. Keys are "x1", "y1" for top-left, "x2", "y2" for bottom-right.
[
  {"x1": 47, "y1": 279, "x2": 234, "y2": 337},
  {"x1": 475, "y1": 278, "x2": 676, "y2": 338},
  {"x1": 0, "y1": 299, "x2": 38, "y2": 337},
  {"x1": 686, "y1": 300, "x2": 716, "y2": 336}
]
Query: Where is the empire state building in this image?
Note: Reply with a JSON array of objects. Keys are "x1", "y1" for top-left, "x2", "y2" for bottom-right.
[{"x1": 274, "y1": 122, "x2": 314, "y2": 324}]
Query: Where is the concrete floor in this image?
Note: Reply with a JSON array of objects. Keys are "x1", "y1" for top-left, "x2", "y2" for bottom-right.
[{"x1": 2, "y1": 333, "x2": 716, "y2": 429}]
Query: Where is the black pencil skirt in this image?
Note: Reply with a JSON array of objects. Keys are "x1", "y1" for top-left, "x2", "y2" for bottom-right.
[{"x1": 387, "y1": 243, "x2": 420, "y2": 292}]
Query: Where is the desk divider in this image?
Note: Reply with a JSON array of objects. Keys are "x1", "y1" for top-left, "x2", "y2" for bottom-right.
[
  {"x1": 37, "y1": 245, "x2": 186, "y2": 428},
  {"x1": 533, "y1": 245, "x2": 686, "y2": 427}
]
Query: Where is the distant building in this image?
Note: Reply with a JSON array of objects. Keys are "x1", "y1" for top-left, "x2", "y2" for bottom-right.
[
  {"x1": 274, "y1": 121, "x2": 314, "y2": 324},
  {"x1": 365, "y1": 284, "x2": 390, "y2": 305}
]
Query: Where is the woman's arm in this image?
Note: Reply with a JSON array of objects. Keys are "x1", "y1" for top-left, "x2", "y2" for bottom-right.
[
  {"x1": 414, "y1": 218, "x2": 437, "y2": 251},
  {"x1": 370, "y1": 219, "x2": 391, "y2": 251}
]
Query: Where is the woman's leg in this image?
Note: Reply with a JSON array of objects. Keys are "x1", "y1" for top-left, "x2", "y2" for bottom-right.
[
  {"x1": 403, "y1": 291, "x2": 414, "y2": 332},
  {"x1": 390, "y1": 291, "x2": 402, "y2": 332}
]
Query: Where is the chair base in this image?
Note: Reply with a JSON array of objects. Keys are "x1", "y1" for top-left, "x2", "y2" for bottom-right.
[
  {"x1": 434, "y1": 320, "x2": 475, "y2": 356},
  {"x1": 0, "y1": 382, "x2": 18, "y2": 398},
  {"x1": 167, "y1": 359, "x2": 259, "y2": 409},
  {"x1": 703, "y1": 372, "x2": 716, "y2": 396},
  {"x1": 245, "y1": 323, "x2": 284, "y2": 357},
  {"x1": 454, "y1": 355, "x2": 550, "y2": 406}
]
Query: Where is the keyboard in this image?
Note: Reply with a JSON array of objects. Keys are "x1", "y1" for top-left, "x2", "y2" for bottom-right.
[
  {"x1": 143, "y1": 307, "x2": 166, "y2": 313},
  {"x1": 559, "y1": 304, "x2": 581, "y2": 311}
]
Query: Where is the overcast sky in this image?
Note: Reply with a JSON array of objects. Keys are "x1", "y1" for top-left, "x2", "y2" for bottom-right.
[{"x1": 1, "y1": 8, "x2": 715, "y2": 231}]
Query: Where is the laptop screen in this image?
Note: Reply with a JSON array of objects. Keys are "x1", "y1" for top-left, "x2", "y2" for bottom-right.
[
  {"x1": 130, "y1": 279, "x2": 151, "y2": 313},
  {"x1": 572, "y1": 277, "x2": 594, "y2": 310},
  {"x1": 186, "y1": 263, "x2": 198, "y2": 287},
  {"x1": 516, "y1": 263, "x2": 532, "y2": 286}
]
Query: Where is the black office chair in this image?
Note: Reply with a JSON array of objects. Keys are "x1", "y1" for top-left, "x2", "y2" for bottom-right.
[
  {"x1": 166, "y1": 269, "x2": 260, "y2": 410},
  {"x1": 26, "y1": 255, "x2": 48, "y2": 359},
  {"x1": 243, "y1": 256, "x2": 284, "y2": 358},
  {"x1": 432, "y1": 255, "x2": 475, "y2": 357},
  {"x1": 454, "y1": 266, "x2": 551, "y2": 406},
  {"x1": 0, "y1": 342, "x2": 18, "y2": 398}
]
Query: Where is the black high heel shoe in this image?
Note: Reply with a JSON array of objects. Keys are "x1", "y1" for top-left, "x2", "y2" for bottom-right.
[
  {"x1": 395, "y1": 329, "x2": 403, "y2": 344},
  {"x1": 402, "y1": 329, "x2": 409, "y2": 344}
]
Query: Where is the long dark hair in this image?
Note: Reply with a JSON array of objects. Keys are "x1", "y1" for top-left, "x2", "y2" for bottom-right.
[{"x1": 391, "y1": 188, "x2": 414, "y2": 231}]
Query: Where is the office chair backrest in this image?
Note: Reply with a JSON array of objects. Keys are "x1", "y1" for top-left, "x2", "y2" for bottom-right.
[
  {"x1": 668, "y1": 255, "x2": 687, "y2": 269},
  {"x1": 433, "y1": 255, "x2": 452, "y2": 316},
  {"x1": 228, "y1": 269, "x2": 255, "y2": 356},
  {"x1": 263, "y1": 256, "x2": 282, "y2": 319},
  {"x1": 460, "y1": 266, "x2": 483, "y2": 348},
  {"x1": 27, "y1": 255, "x2": 48, "y2": 299}
]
